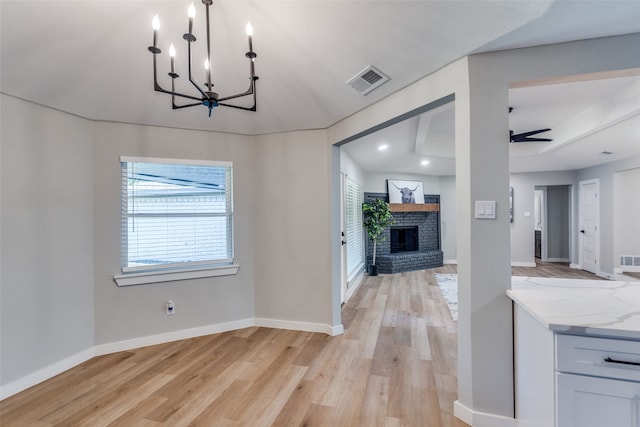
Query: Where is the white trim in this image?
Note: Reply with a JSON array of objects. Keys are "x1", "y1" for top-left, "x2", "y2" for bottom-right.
[
  {"x1": 120, "y1": 156, "x2": 232, "y2": 168},
  {"x1": 0, "y1": 348, "x2": 95, "y2": 400},
  {"x1": 444, "y1": 259, "x2": 458, "y2": 265},
  {"x1": 114, "y1": 264, "x2": 239, "y2": 286},
  {"x1": 254, "y1": 318, "x2": 344, "y2": 336},
  {"x1": 344, "y1": 270, "x2": 365, "y2": 303},
  {"x1": 511, "y1": 261, "x2": 536, "y2": 267},
  {"x1": 454, "y1": 401, "x2": 517, "y2": 427},
  {"x1": 569, "y1": 263, "x2": 581, "y2": 270},
  {"x1": 544, "y1": 258, "x2": 570, "y2": 263},
  {"x1": 596, "y1": 271, "x2": 613, "y2": 280},
  {"x1": 94, "y1": 318, "x2": 255, "y2": 356},
  {"x1": 1, "y1": 317, "x2": 343, "y2": 400}
]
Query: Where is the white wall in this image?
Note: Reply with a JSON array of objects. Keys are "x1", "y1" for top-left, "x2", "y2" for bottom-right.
[
  {"x1": 1, "y1": 95, "x2": 95, "y2": 386},
  {"x1": 340, "y1": 149, "x2": 365, "y2": 186},
  {"x1": 614, "y1": 167, "x2": 640, "y2": 269},
  {"x1": 362, "y1": 171, "x2": 441, "y2": 195},
  {"x1": 92, "y1": 122, "x2": 257, "y2": 345},
  {"x1": 578, "y1": 155, "x2": 640, "y2": 276},
  {"x1": 439, "y1": 175, "x2": 457, "y2": 263}
]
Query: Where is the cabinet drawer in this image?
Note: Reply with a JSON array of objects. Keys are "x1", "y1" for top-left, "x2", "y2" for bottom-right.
[{"x1": 556, "y1": 334, "x2": 640, "y2": 382}]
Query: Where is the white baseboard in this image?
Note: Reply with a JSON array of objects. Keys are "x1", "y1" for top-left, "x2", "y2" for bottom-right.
[
  {"x1": 94, "y1": 318, "x2": 255, "y2": 356},
  {"x1": 511, "y1": 261, "x2": 536, "y2": 267},
  {"x1": 254, "y1": 318, "x2": 343, "y2": 336},
  {"x1": 544, "y1": 258, "x2": 570, "y2": 263},
  {"x1": 0, "y1": 348, "x2": 95, "y2": 400},
  {"x1": 454, "y1": 400, "x2": 516, "y2": 427},
  {"x1": 2, "y1": 317, "x2": 342, "y2": 400},
  {"x1": 569, "y1": 263, "x2": 581, "y2": 270},
  {"x1": 444, "y1": 259, "x2": 457, "y2": 265}
]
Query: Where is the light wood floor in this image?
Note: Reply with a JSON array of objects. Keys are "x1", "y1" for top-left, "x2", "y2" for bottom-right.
[{"x1": 0, "y1": 262, "x2": 598, "y2": 426}]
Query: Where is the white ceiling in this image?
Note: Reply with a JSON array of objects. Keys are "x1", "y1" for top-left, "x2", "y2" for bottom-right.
[
  {"x1": 1, "y1": 1, "x2": 640, "y2": 174},
  {"x1": 343, "y1": 73, "x2": 640, "y2": 175}
]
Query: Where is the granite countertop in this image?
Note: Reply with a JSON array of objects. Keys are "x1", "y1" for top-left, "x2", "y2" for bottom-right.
[{"x1": 507, "y1": 276, "x2": 640, "y2": 340}]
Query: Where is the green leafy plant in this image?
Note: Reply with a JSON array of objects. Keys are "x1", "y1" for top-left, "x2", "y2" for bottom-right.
[{"x1": 362, "y1": 198, "x2": 395, "y2": 267}]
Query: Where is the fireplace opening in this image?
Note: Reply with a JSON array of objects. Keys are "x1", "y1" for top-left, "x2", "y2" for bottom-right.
[{"x1": 390, "y1": 226, "x2": 419, "y2": 253}]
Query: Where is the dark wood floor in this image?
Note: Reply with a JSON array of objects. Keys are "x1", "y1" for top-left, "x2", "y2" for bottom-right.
[{"x1": 0, "y1": 261, "x2": 599, "y2": 426}]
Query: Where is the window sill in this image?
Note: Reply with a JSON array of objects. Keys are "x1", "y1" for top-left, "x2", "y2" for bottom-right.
[{"x1": 114, "y1": 264, "x2": 240, "y2": 287}]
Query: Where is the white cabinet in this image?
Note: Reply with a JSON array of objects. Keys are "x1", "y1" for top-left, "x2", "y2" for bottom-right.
[
  {"x1": 555, "y1": 334, "x2": 640, "y2": 427},
  {"x1": 513, "y1": 305, "x2": 640, "y2": 427},
  {"x1": 557, "y1": 373, "x2": 640, "y2": 427}
]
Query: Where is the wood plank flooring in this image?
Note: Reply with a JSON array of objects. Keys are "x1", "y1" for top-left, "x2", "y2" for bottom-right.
[{"x1": 0, "y1": 261, "x2": 598, "y2": 426}]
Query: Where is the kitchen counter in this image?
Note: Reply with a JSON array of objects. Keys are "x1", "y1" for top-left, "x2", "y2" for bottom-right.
[{"x1": 507, "y1": 276, "x2": 640, "y2": 340}]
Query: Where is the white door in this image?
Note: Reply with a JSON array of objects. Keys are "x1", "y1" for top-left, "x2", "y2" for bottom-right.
[{"x1": 579, "y1": 179, "x2": 599, "y2": 275}]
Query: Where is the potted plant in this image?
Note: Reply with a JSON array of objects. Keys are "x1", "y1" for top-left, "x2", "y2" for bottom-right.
[{"x1": 362, "y1": 197, "x2": 395, "y2": 276}]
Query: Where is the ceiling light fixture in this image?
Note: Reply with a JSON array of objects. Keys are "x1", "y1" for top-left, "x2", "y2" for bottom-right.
[
  {"x1": 147, "y1": 0, "x2": 258, "y2": 117},
  {"x1": 378, "y1": 144, "x2": 388, "y2": 151},
  {"x1": 421, "y1": 160, "x2": 430, "y2": 166}
]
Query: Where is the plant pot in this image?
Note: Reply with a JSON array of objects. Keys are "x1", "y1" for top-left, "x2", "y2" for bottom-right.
[{"x1": 369, "y1": 264, "x2": 378, "y2": 276}]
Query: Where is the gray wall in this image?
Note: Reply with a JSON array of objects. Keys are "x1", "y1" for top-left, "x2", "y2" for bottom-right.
[
  {"x1": 1, "y1": 95, "x2": 95, "y2": 385},
  {"x1": 92, "y1": 122, "x2": 257, "y2": 345},
  {"x1": 509, "y1": 171, "x2": 577, "y2": 265},
  {"x1": 546, "y1": 185, "x2": 570, "y2": 260},
  {"x1": 253, "y1": 131, "x2": 333, "y2": 325},
  {"x1": 1, "y1": 98, "x2": 338, "y2": 391}
]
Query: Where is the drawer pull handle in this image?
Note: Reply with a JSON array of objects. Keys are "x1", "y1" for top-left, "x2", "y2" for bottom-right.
[{"x1": 604, "y1": 357, "x2": 640, "y2": 367}]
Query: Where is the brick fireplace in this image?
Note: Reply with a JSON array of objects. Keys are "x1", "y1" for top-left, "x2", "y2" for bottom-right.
[{"x1": 364, "y1": 192, "x2": 443, "y2": 274}]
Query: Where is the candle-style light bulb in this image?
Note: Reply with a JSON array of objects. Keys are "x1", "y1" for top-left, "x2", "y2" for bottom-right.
[
  {"x1": 151, "y1": 15, "x2": 160, "y2": 49},
  {"x1": 246, "y1": 22, "x2": 253, "y2": 53},
  {"x1": 187, "y1": 3, "x2": 195, "y2": 35},
  {"x1": 169, "y1": 43, "x2": 176, "y2": 74},
  {"x1": 204, "y1": 58, "x2": 211, "y2": 90}
]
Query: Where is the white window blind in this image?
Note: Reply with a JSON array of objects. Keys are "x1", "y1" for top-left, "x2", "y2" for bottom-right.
[
  {"x1": 120, "y1": 158, "x2": 233, "y2": 273},
  {"x1": 345, "y1": 177, "x2": 364, "y2": 279}
]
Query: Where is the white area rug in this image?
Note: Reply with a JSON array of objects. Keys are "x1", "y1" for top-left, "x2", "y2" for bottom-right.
[{"x1": 434, "y1": 273, "x2": 458, "y2": 321}]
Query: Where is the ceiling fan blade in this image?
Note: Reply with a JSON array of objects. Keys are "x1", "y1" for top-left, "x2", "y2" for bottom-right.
[
  {"x1": 518, "y1": 137, "x2": 553, "y2": 142},
  {"x1": 510, "y1": 128, "x2": 552, "y2": 143}
]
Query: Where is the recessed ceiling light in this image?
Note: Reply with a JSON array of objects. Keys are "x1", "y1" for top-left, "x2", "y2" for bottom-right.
[
  {"x1": 378, "y1": 144, "x2": 388, "y2": 151},
  {"x1": 421, "y1": 160, "x2": 430, "y2": 166}
]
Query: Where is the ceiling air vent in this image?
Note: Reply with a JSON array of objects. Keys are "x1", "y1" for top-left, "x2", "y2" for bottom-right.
[{"x1": 346, "y1": 65, "x2": 390, "y2": 96}]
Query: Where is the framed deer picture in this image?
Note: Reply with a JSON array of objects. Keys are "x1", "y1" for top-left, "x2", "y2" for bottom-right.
[{"x1": 387, "y1": 179, "x2": 425, "y2": 204}]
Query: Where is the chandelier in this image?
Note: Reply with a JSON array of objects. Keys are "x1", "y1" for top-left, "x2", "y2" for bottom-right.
[{"x1": 147, "y1": 0, "x2": 258, "y2": 117}]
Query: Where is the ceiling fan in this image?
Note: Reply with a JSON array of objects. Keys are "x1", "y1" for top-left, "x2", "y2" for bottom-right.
[{"x1": 508, "y1": 107, "x2": 553, "y2": 143}]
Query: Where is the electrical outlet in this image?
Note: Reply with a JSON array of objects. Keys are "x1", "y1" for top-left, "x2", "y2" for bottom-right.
[{"x1": 166, "y1": 301, "x2": 175, "y2": 315}]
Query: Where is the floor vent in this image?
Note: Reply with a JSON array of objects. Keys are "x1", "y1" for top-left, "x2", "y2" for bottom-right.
[
  {"x1": 621, "y1": 255, "x2": 640, "y2": 266},
  {"x1": 346, "y1": 65, "x2": 390, "y2": 96},
  {"x1": 621, "y1": 255, "x2": 640, "y2": 271}
]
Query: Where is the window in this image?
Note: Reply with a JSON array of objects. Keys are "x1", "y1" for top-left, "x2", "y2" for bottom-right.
[
  {"x1": 345, "y1": 177, "x2": 364, "y2": 280},
  {"x1": 116, "y1": 157, "x2": 237, "y2": 286}
]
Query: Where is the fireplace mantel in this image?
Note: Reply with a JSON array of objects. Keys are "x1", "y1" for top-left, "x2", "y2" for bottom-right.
[{"x1": 389, "y1": 203, "x2": 440, "y2": 212}]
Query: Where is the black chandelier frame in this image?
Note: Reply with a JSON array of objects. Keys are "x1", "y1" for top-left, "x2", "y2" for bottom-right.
[{"x1": 148, "y1": 0, "x2": 258, "y2": 117}]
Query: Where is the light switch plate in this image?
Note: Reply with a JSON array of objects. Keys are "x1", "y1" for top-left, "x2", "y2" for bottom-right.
[{"x1": 475, "y1": 201, "x2": 497, "y2": 219}]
